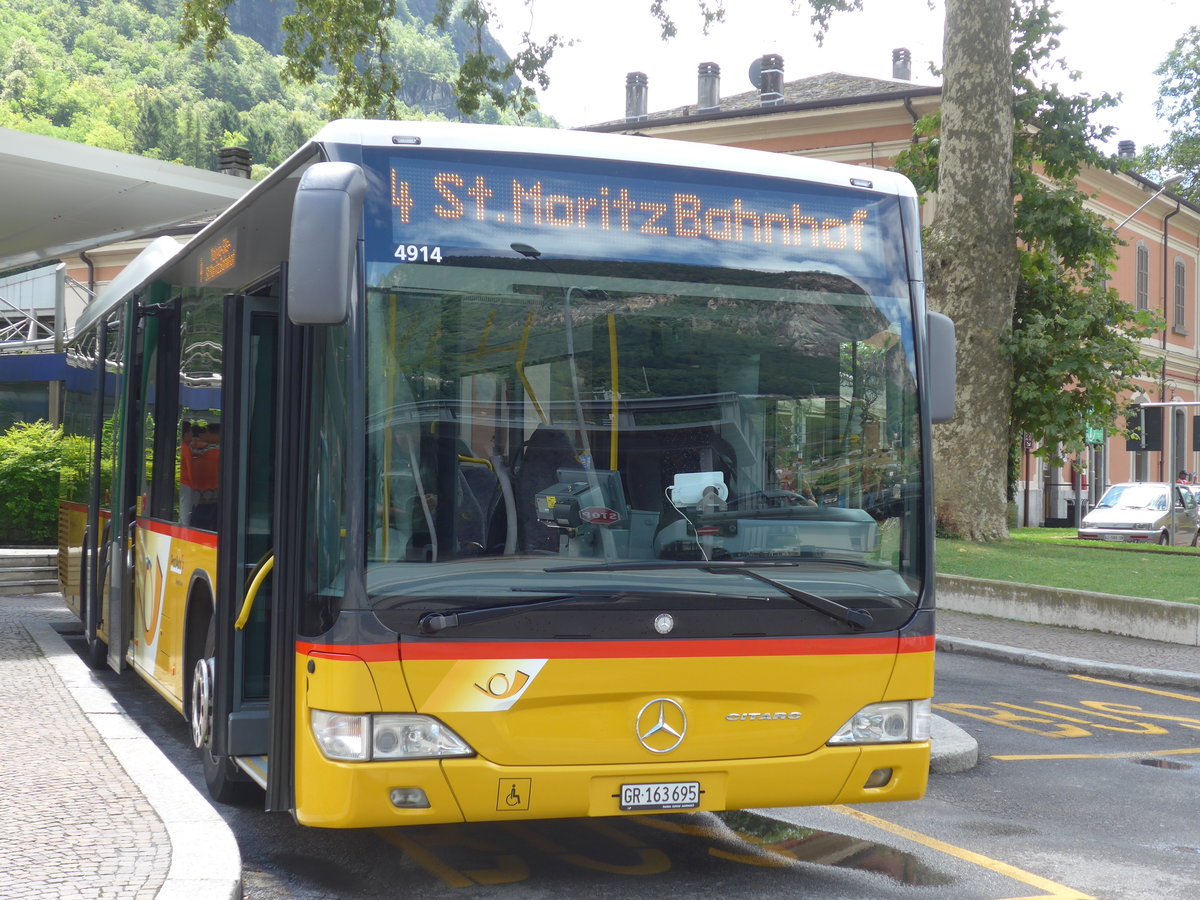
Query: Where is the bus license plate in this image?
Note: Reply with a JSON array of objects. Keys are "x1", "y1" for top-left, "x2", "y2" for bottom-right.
[{"x1": 619, "y1": 781, "x2": 700, "y2": 811}]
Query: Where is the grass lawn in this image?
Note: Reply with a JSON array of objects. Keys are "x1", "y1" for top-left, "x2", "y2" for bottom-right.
[{"x1": 935, "y1": 528, "x2": 1200, "y2": 605}]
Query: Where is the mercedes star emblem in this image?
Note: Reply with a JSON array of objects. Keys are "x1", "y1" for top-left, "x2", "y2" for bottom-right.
[{"x1": 635, "y1": 698, "x2": 687, "y2": 753}]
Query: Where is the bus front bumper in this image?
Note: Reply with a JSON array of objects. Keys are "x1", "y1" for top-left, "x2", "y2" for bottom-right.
[{"x1": 292, "y1": 741, "x2": 930, "y2": 829}]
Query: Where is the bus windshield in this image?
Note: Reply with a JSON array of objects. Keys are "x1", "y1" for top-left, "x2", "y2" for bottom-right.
[{"x1": 339, "y1": 148, "x2": 923, "y2": 625}]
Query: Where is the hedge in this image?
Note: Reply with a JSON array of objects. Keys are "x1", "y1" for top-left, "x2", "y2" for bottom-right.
[{"x1": 0, "y1": 421, "x2": 92, "y2": 545}]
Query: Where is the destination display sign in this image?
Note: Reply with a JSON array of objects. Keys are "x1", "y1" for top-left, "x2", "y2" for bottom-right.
[{"x1": 364, "y1": 150, "x2": 898, "y2": 277}]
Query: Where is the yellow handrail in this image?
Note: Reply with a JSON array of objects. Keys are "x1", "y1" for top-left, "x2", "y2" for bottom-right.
[
  {"x1": 515, "y1": 310, "x2": 549, "y2": 424},
  {"x1": 235, "y1": 554, "x2": 274, "y2": 631}
]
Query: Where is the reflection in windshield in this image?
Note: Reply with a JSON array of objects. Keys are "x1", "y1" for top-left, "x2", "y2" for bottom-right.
[
  {"x1": 1097, "y1": 484, "x2": 1168, "y2": 510},
  {"x1": 358, "y1": 256, "x2": 922, "y2": 598}
]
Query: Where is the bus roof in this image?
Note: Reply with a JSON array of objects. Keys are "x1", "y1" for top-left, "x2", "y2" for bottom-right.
[{"x1": 311, "y1": 119, "x2": 919, "y2": 200}]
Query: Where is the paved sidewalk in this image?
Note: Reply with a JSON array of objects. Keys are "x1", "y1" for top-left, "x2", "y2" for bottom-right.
[
  {"x1": 937, "y1": 608, "x2": 1200, "y2": 689},
  {"x1": 0, "y1": 593, "x2": 240, "y2": 900}
]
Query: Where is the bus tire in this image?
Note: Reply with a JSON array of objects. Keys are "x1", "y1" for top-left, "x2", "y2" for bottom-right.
[
  {"x1": 81, "y1": 531, "x2": 108, "y2": 670},
  {"x1": 190, "y1": 614, "x2": 258, "y2": 805}
]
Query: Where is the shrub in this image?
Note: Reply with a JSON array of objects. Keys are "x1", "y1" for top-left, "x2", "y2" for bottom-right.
[{"x1": 0, "y1": 421, "x2": 75, "y2": 544}]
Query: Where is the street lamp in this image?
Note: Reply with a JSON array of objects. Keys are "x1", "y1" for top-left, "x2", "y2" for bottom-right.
[{"x1": 1113, "y1": 173, "x2": 1185, "y2": 231}]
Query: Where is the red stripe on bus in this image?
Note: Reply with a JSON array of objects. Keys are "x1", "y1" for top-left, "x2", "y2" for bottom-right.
[
  {"x1": 399, "y1": 636, "x2": 902, "y2": 660},
  {"x1": 136, "y1": 518, "x2": 219, "y2": 548},
  {"x1": 60, "y1": 501, "x2": 111, "y2": 520},
  {"x1": 296, "y1": 634, "x2": 933, "y2": 662},
  {"x1": 296, "y1": 641, "x2": 401, "y2": 663}
]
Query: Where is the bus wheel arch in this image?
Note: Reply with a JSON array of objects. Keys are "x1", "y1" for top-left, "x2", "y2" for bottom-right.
[
  {"x1": 183, "y1": 580, "x2": 257, "y2": 804},
  {"x1": 182, "y1": 579, "x2": 213, "y2": 724}
]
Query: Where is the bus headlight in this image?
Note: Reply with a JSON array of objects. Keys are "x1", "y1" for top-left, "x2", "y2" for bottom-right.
[
  {"x1": 311, "y1": 710, "x2": 475, "y2": 761},
  {"x1": 827, "y1": 699, "x2": 931, "y2": 745}
]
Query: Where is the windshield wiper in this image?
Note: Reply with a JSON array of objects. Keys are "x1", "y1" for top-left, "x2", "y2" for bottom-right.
[
  {"x1": 548, "y1": 561, "x2": 874, "y2": 630},
  {"x1": 418, "y1": 586, "x2": 743, "y2": 634}
]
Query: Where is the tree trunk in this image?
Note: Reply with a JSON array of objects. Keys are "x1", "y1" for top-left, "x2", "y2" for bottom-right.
[{"x1": 926, "y1": 0, "x2": 1019, "y2": 541}]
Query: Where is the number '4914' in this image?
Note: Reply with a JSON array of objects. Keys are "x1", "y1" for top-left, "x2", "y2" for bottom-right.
[{"x1": 395, "y1": 244, "x2": 443, "y2": 263}]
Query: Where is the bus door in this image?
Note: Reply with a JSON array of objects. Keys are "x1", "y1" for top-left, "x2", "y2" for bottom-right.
[
  {"x1": 107, "y1": 297, "x2": 154, "y2": 673},
  {"x1": 109, "y1": 300, "x2": 176, "y2": 672},
  {"x1": 129, "y1": 300, "x2": 182, "y2": 683},
  {"x1": 212, "y1": 292, "x2": 279, "y2": 781}
]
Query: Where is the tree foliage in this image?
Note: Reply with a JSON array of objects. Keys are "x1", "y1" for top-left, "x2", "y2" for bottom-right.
[
  {"x1": 1, "y1": 0, "x2": 537, "y2": 173},
  {"x1": 178, "y1": 0, "x2": 554, "y2": 121},
  {"x1": 0, "y1": 0, "x2": 337, "y2": 169},
  {"x1": 1142, "y1": 25, "x2": 1200, "y2": 204},
  {"x1": 894, "y1": 0, "x2": 1159, "y2": 472},
  {"x1": 178, "y1": 0, "x2": 830, "y2": 118}
]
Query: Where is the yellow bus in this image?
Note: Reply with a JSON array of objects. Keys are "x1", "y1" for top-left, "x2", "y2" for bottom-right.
[{"x1": 59, "y1": 120, "x2": 955, "y2": 828}]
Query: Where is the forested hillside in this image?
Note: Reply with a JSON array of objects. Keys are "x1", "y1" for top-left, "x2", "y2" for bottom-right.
[{"x1": 0, "y1": 0, "x2": 546, "y2": 175}]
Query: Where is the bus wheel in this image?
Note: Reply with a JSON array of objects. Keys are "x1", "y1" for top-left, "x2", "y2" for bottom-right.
[
  {"x1": 82, "y1": 536, "x2": 109, "y2": 669},
  {"x1": 83, "y1": 629, "x2": 108, "y2": 669},
  {"x1": 190, "y1": 618, "x2": 257, "y2": 804}
]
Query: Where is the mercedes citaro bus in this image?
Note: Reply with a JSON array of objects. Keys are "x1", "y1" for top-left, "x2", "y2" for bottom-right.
[{"x1": 59, "y1": 119, "x2": 955, "y2": 827}]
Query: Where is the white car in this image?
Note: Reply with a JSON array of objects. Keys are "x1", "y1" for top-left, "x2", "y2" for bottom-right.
[{"x1": 1078, "y1": 482, "x2": 1200, "y2": 546}]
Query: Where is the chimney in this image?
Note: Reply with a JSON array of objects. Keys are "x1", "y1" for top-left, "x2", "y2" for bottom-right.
[
  {"x1": 218, "y1": 146, "x2": 252, "y2": 179},
  {"x1": 1118, "y1": 140, "x2": 1137, "y2": 160},
  {"x1": 625, "y1": 72, "x2": 648, "y2": 123},
  {"x1": 759, "y1": 54, "x2": 784, "y2": 106},
  {"x1": 697, "y1": 62, "x2": 721, "y2": 112},
  {"x1": 892, "y1": 48, "x2": 912, "y2": 81}
]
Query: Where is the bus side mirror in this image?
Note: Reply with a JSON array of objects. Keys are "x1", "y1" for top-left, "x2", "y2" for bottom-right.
[
  {"x1": 287, "y1": 161, "x2": 366, "y2": 325},
  {"x1": 927, "y1": 311, "x2": 956, "y2": 424}
]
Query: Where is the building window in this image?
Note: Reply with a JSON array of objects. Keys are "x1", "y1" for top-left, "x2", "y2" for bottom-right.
[
  {"x1": 1174, "y1": 258, "x2": 1187, "y2": 332},
  {"x1": 1136, "y1": 242, "x2": 1150, "y2": 311}
]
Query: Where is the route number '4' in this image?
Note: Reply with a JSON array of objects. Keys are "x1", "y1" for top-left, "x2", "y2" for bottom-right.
[{"x1": 395, "y1": 244, "x2": 443, "y2": 263}]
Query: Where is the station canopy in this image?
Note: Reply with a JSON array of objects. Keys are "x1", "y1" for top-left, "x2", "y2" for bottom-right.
[{"x1": 0, "y1": 127, "x2": 250, "y2": 274}]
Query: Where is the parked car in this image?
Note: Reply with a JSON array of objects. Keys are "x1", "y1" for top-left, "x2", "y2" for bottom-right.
[{"x1": 1078, "y1": 482, "x2": 1200, "y2": 546}]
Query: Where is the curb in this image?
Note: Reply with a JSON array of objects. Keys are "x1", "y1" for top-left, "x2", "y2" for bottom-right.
[
  {"x1": 929, "y1": 714, "x2": 977, "y2": 774},
  {"x1": 937, "y1": 574, "x2": 1200, "y2": 646},
  {"x1": 26, "y1": 619, "x2": 242, "y2": 900},
  {"x1": 937, "y1": 633, "x2": 1200, "y2": 691}
]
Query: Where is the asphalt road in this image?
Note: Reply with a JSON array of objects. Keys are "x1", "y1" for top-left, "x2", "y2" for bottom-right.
[
  {"x1": 883, "y1": 651, "x2": 1200, "y2": 900},
  {"x1": 70, "y1": 634, "x2": 1200, "y2": 899}
]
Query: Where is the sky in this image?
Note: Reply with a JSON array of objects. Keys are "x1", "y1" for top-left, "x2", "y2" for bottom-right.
[{"x1": 488, "y1": 0, "x2": 1200, "y2": 154}]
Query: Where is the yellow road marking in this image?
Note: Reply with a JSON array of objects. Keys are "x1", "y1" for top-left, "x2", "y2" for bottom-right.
[
  {"x1": 988, "y1": 702, "x2": 1168, "y2": 735},
  {"x1": 377, "y1": 830, "x2": 474, "y2": 888},
  {"x1": 831, "y1": 806, "x2": 1094, "y2": 899},
  {"x1": 934, "y1": 702, "x2": 1090, "y2": 737},
  {"x1": 994, "y1": 746, "x2": 1200, "y2": 761},
  {"x1": 377, "y1": 827, "x2": 528, "y2": 887},
  {"x1": 1070, "y1": 675, "x2": 1200, "y2": 703}
]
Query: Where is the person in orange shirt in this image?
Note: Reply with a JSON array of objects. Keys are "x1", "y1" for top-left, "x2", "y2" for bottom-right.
[
  {"x1": 179, "y1": 421, "x2": 195, "y2": 525},
  {"x1": 190, "y1": 423, "x2": 221, "y2": 530}
]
